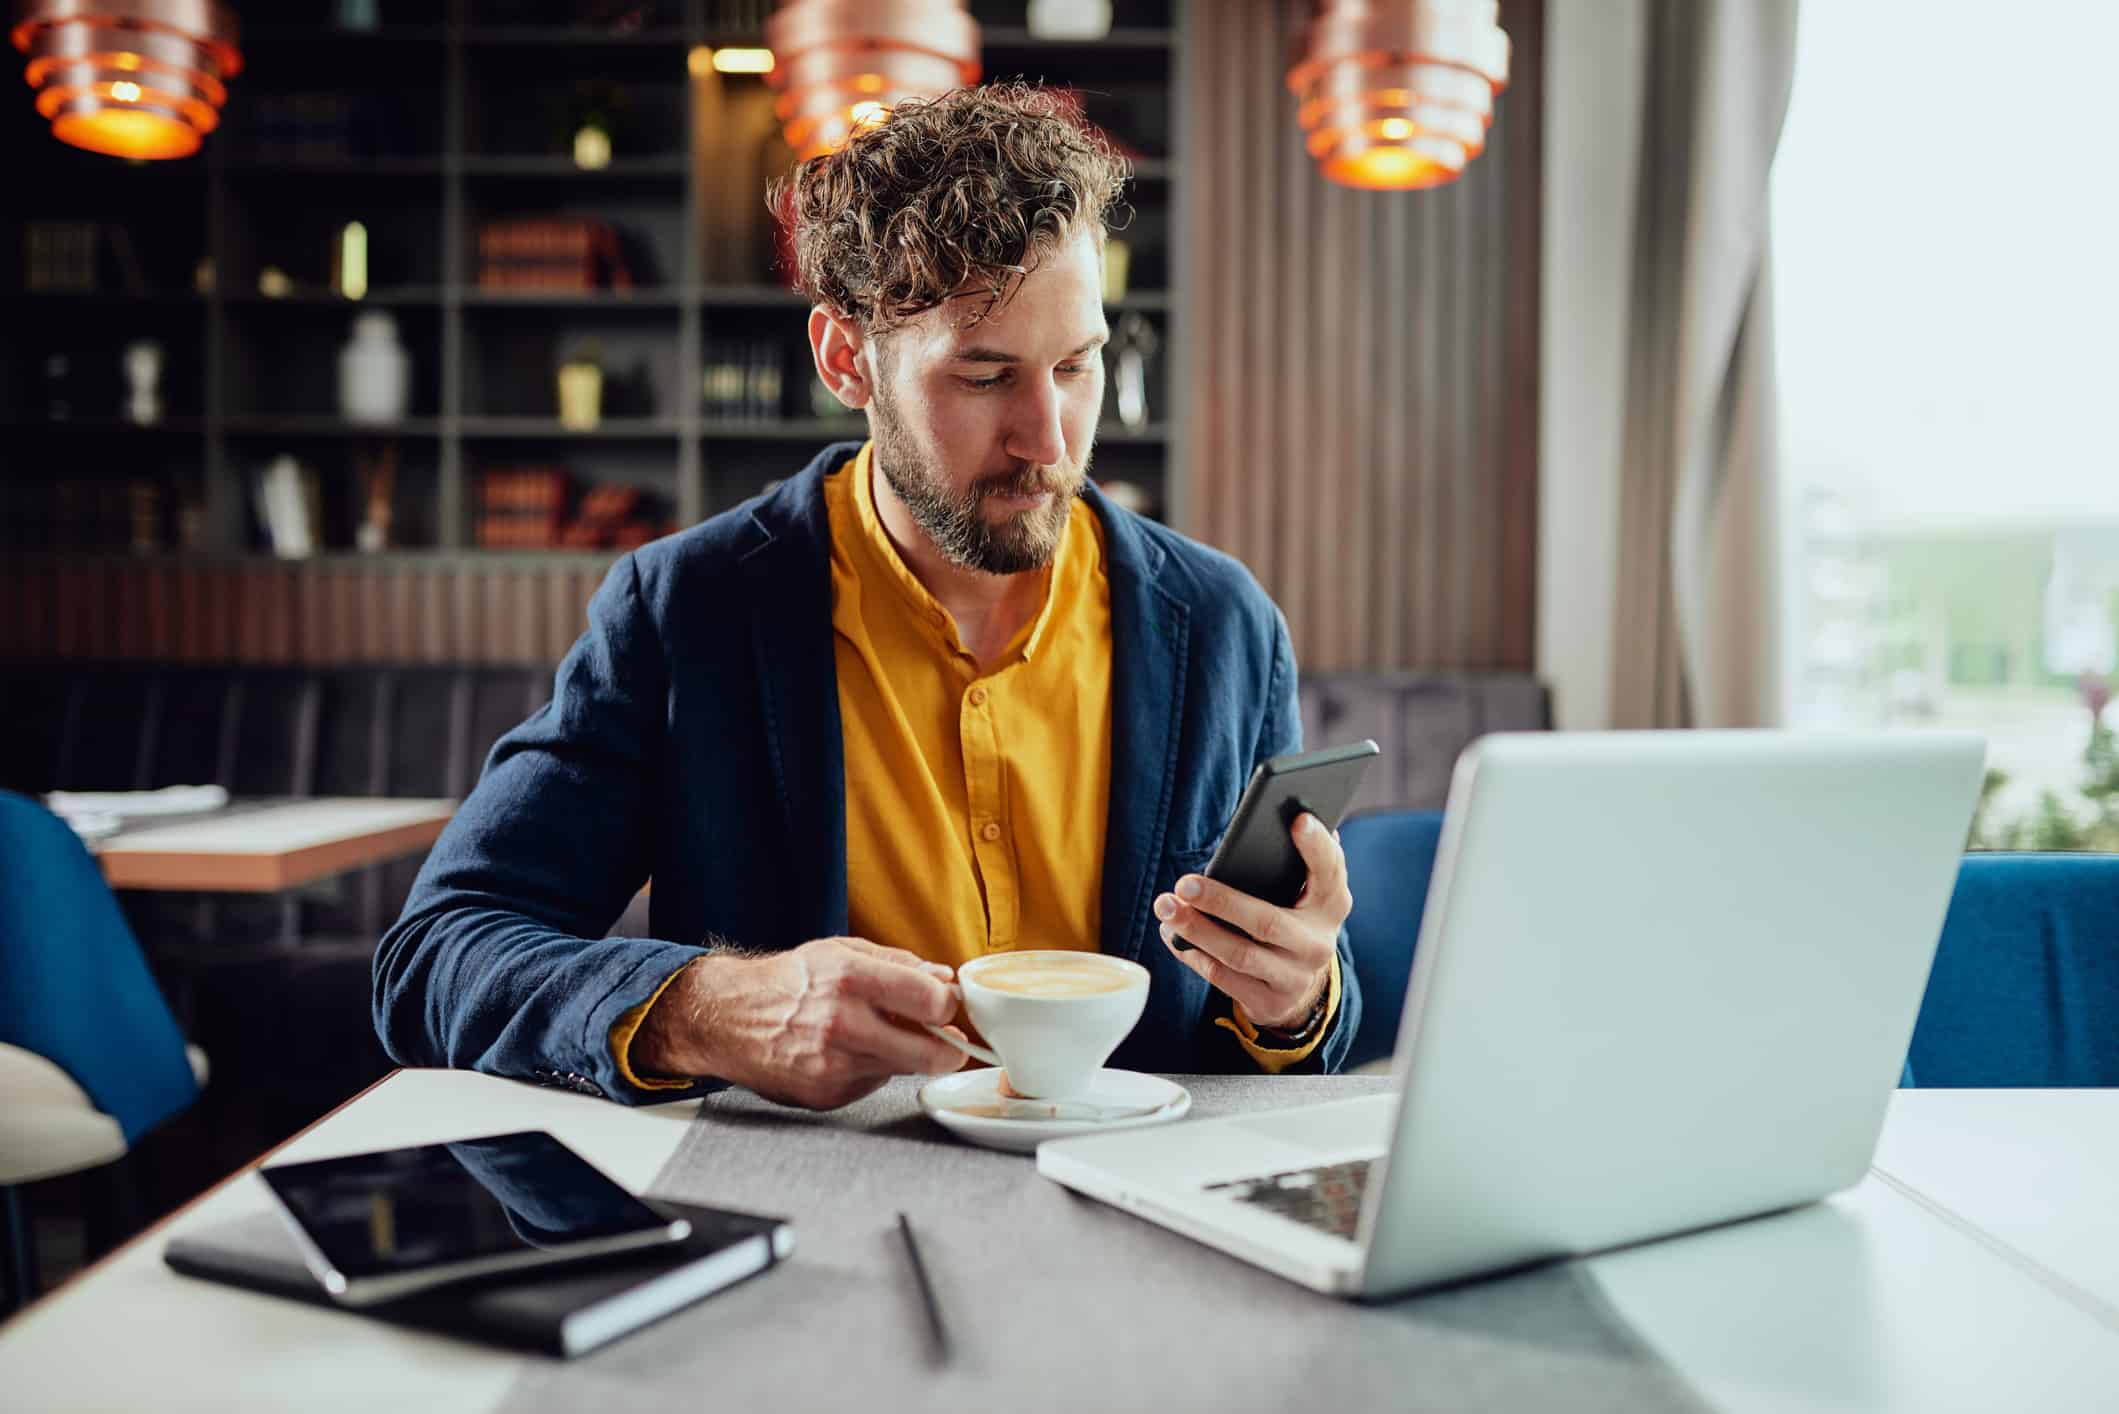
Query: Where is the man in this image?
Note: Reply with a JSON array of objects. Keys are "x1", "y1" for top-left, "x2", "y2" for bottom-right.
[{"x1": 374, "y1": 83, "x2": 1362, "y2": 1109}]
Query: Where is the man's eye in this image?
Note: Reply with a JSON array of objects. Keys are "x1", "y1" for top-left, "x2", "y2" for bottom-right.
[{"x1": 959, "y1": 364, "x2": 1091, "y2": 390}]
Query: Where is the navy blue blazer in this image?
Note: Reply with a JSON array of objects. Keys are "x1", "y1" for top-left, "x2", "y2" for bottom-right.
[{"x1": 374, "y1": 442, "x2": 1361, "y2": 1102}]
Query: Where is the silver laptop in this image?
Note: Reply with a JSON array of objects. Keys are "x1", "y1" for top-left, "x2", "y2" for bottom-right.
[{"x1": 1038, "y1": 730, "x2": 1987, "y2": 1298}]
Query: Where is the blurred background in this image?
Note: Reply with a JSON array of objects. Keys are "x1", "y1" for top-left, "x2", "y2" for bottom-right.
[{"x1": 4, "y1": 0, "x2": 2114, "y2": 1310}]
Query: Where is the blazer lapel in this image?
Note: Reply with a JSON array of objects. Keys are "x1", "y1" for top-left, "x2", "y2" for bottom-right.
[
  {"x1": 741, "y1": 446, "x2": 861, "y2": 940},
  {"x1": 1092, "y1": 490, "x2": 1189, "y2": 965}
]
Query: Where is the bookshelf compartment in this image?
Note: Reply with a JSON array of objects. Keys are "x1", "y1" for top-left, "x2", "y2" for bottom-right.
[
  {"x1": 223, "y1": 304, "x2": 443, "y2": 421},
  {"x1": 221, "y1": 86, "x2": 446, "y2": 167},
  {"x1": 463, "y1": 51, "x2": 691, "y2": 164},
  {"x1": 3, "y1": 304, "x2": 208, "y2": 424},
  {"x1": 467, "y1": 443, "x2": 679, "y2": 554},
  {"x1": 11, "y1": 175, "x2": 208, "y2": 302},
  {"x1": 235, "y1": 441, "x2": 444, "y2": 556},
  {"x1": 466, "y1": 195, "x2": 684, "y2": 296},
  {"x1": 463, "y1": 306, "x2": 682, "y2": 422},
  {"x1": 222, "y1": 174, "x2": 446, "y2": 296},
  {"x1": 0, "y1": 451, "x2": 208, "y2": 555}
]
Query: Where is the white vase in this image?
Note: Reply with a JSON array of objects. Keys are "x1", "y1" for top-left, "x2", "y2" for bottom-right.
[
  {"x1": 123, "y1": 339, "x2": 163, "y2": 425},
  {"x1": 339, "y1": 311, "x2": 409, "y2": 424}
]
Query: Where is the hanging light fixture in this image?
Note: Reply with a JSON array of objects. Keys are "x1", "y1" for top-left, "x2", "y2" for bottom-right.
[
  {"x1": 1287, "y1": 0, "x2": 1508, "y2": 191},
  {"x1": 763, "y1": 0, "x2": 979, "y2": 162},
  {"x1": 11, "y1": 0, "x2": 243, "y2": 162}
]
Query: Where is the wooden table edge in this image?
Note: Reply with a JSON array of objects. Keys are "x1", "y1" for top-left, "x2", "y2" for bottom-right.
[{"x1": 98, "y1": 811, "x2": 453, "y2": 892}]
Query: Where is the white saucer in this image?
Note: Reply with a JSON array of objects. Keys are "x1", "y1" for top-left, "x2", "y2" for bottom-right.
[{"x1": 918, "y1": 1068, "x2": 1191, "y2": 1155}]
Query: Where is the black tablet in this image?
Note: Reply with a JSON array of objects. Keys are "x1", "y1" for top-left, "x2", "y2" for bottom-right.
[
  {"x1": 259, "y1": 1130, "x2": 691, "y2": 1305},
  {"x1": 1181, "y1": 740, "x2": 1381, "y2": 947}
]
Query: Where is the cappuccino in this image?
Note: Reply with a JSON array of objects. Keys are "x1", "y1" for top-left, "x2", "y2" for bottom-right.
[
  {"x1": 952, "y1": 950, "x2": 1150, "y2": 1099},
  {"x1": 970, "y1": 952, "x2": 1135, "y2": 998}
]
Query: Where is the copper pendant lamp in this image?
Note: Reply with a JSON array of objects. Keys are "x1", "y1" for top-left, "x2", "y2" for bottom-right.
[
  {"x1": 1287, "y1": 0, "x2": 1508, "y2": 191},
  {"x1": 763, "y1": 0, "x2": 979, "y2": 162},
  {"x1": 11, "y1": 0, "x2": 242, "y2": 161}
]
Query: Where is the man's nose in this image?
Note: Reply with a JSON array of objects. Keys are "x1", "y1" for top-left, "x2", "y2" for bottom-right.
[{"x1": 1002, "y1": 377, "x2": 1068, "y2": 469}]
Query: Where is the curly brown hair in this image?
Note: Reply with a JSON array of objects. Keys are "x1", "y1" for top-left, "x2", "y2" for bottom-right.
[{"x1": 772, "y1": 82, "x2": 1132, "y2": 336}]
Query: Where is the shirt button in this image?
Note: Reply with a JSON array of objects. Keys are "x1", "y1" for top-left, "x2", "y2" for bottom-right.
[
  {"x1": 980, "y1": 821, "x2": 1002, "y2": 842},
  {"x1": 968, "y1": 686, "x2": 989, "y2": 707}
]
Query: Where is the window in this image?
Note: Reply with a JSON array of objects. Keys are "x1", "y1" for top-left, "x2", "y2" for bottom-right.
[{"x1": 1774, "y1": 0, "x2": 2119, "y2": 850}]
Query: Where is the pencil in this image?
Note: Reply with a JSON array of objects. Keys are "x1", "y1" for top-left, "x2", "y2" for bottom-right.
[{"x1": 895, "y1": 1210, "x2": 949, "y2": 1364}]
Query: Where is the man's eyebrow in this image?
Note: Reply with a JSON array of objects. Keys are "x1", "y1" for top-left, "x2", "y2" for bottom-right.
[{"x1": 950, "y1": 335, "x2": 1108, "y2": 365}]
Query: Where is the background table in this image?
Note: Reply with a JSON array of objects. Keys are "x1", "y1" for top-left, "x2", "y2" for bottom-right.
[
  {"x1": 94, "y1": 798, "x2": 455, "y2": 892},
  {"x1": 2, "y1": 1074, "x2": 2115, "y2": 1413}
]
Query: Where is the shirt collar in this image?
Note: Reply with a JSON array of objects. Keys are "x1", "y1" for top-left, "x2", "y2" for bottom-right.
[{"x1": 851, "y1": 440, "x2": 1074, "y2": 665}]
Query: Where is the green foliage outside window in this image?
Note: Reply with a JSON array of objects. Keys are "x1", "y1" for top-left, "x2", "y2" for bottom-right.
[{"x1": 1968, "y1": 675, "x2": 2119, "y2": 852}]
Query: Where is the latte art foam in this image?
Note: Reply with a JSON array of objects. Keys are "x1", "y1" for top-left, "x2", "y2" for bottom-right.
[{"x1": 971, "y1": 955, "x2": 1136, "y2": 997}]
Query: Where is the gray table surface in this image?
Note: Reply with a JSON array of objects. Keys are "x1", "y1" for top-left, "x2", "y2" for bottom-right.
[{"x1": 501, "y1": 1074, "x2": 1709, "y2": 1414}]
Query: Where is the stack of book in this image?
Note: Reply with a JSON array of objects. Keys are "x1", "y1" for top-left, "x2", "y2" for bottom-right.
[
  {"x1": 559, "y1": 485, "x2": 642, "y2": 549},
  {"x1": 477, "y1": 219, "x2": 632, "y2": 292},
  {"x1": 241, "y1": 92, "x2": 361, "y2": 162},
  {"x1": 476, "y1": 467, "x2": 571, "y2": 548},
  {"x1": 0, "y1": 478, "x2": 147, "y2": 552},
  {"x1": 702, "y1": 339, "x2": 786, "y2": 420},
  {"x1": 476, "y1": 470, "x2": 670, "y2": 551},
  {"x1": 24, "y1": 221, "x2": 146, "y2": 293},
  {"x1": 703, "y1": 0, "x2": 773, "y2": 26},
  {"x1": 24, "y1": 222, "x2": 97, "y2": 292}
]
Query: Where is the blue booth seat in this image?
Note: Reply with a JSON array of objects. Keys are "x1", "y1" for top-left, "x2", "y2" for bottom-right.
[
  {"x1": 1906, "y1": 852, "x2": 2119, "y2": 1088},
  {"x1": 1339, "y1": 810, "x2": 1447, "y2": 1070},
  {"x1": 1338, "y1": 813, "x2": 2117, "y2": 1088}
]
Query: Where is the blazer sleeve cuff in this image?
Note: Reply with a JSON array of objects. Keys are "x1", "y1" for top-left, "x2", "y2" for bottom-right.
[
  {"x1": 607, "y1": 957, "x2": 705, "y2": 1093},
  {"x1": 571, "y1": 941, "x2": 717, "y2": 1104}
]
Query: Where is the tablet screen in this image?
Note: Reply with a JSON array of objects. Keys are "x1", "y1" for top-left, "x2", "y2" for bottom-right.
[{"x1": 260, "y1": 1130, "x2": 674, "y2": 1280}]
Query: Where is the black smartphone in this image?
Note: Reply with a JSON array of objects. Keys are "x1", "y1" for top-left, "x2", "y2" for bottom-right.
[
  {"x1": 1176, "y1": 739, "x2": 1381, "y2": 948},
  {"x1": 260, "y1": 1130, "x2": 692, "y2": 1306}
]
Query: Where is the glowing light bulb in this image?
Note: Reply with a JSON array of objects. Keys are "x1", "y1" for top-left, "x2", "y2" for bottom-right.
[{"x1": 712, "y1": 47, "x2": 775, "y2": 74}]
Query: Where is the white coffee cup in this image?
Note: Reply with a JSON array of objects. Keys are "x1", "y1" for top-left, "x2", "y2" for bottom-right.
[{"x1": 942, "y1": 951, "x2": 1149, "y2": 1100}]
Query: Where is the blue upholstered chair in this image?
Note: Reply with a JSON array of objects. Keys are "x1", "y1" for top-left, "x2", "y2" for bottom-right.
[
  {"x1": 1904, "y1": 852, "x2": 2119, "y2": 1088},
  {"x1": 1339, "y1": 809, "x2": 2119, "y2": 1088},
  {"x1": 0, "y1": 792, "x2": 207, "y2": 1312},
  {"x1": 1340, "y1": 810, "x2": 1447, "y2": 1070}
]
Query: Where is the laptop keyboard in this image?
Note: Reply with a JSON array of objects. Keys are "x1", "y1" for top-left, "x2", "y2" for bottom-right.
[{"x1": 1205, "y1": 1159, "x2": 1372, "y2": 1241}]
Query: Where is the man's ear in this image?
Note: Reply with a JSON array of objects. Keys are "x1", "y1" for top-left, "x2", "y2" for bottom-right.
[{"x1": 809, "y1": 306, "x2": 875, "y2": 411}]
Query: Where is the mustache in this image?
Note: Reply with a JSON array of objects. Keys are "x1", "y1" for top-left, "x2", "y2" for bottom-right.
[{"x1": 973, "y1": 464, "x2": 1080, "y2": 500}]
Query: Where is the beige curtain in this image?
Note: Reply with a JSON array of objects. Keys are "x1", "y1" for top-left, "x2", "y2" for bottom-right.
[
  {"x1": 1609, "y1": 0, "x2": 1798, "y2": 727},
  {"x1": 1177, "y1": 0, "x2": 1544, "y2": 673}
]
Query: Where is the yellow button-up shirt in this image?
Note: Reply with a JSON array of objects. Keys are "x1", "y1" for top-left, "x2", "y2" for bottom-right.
[
  {"x1": 613, "y1": 442, "x2": 1334, "y2": 1084},
  {"x1": 830, "y1": 441, "x2": 1112, "y2": 962}
]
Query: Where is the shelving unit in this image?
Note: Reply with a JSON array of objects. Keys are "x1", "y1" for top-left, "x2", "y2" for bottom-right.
[{"x1": 1, "y1": 0, "x2": 1183, "y2": 570}]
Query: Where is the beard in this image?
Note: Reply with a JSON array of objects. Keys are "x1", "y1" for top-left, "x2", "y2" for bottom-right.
[{"x1": 869, "y1": 381, "x2": 1088, "y2": 576}]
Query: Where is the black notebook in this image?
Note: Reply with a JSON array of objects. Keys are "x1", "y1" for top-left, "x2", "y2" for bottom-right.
[{"x1": 164, "y1": 1199, "x2": 791, "y2": 1359}]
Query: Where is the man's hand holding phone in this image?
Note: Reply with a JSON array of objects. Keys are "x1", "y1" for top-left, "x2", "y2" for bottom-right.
[{"x1": 1154, "y1": 812, "x2": 1350, "y2": 1030}]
